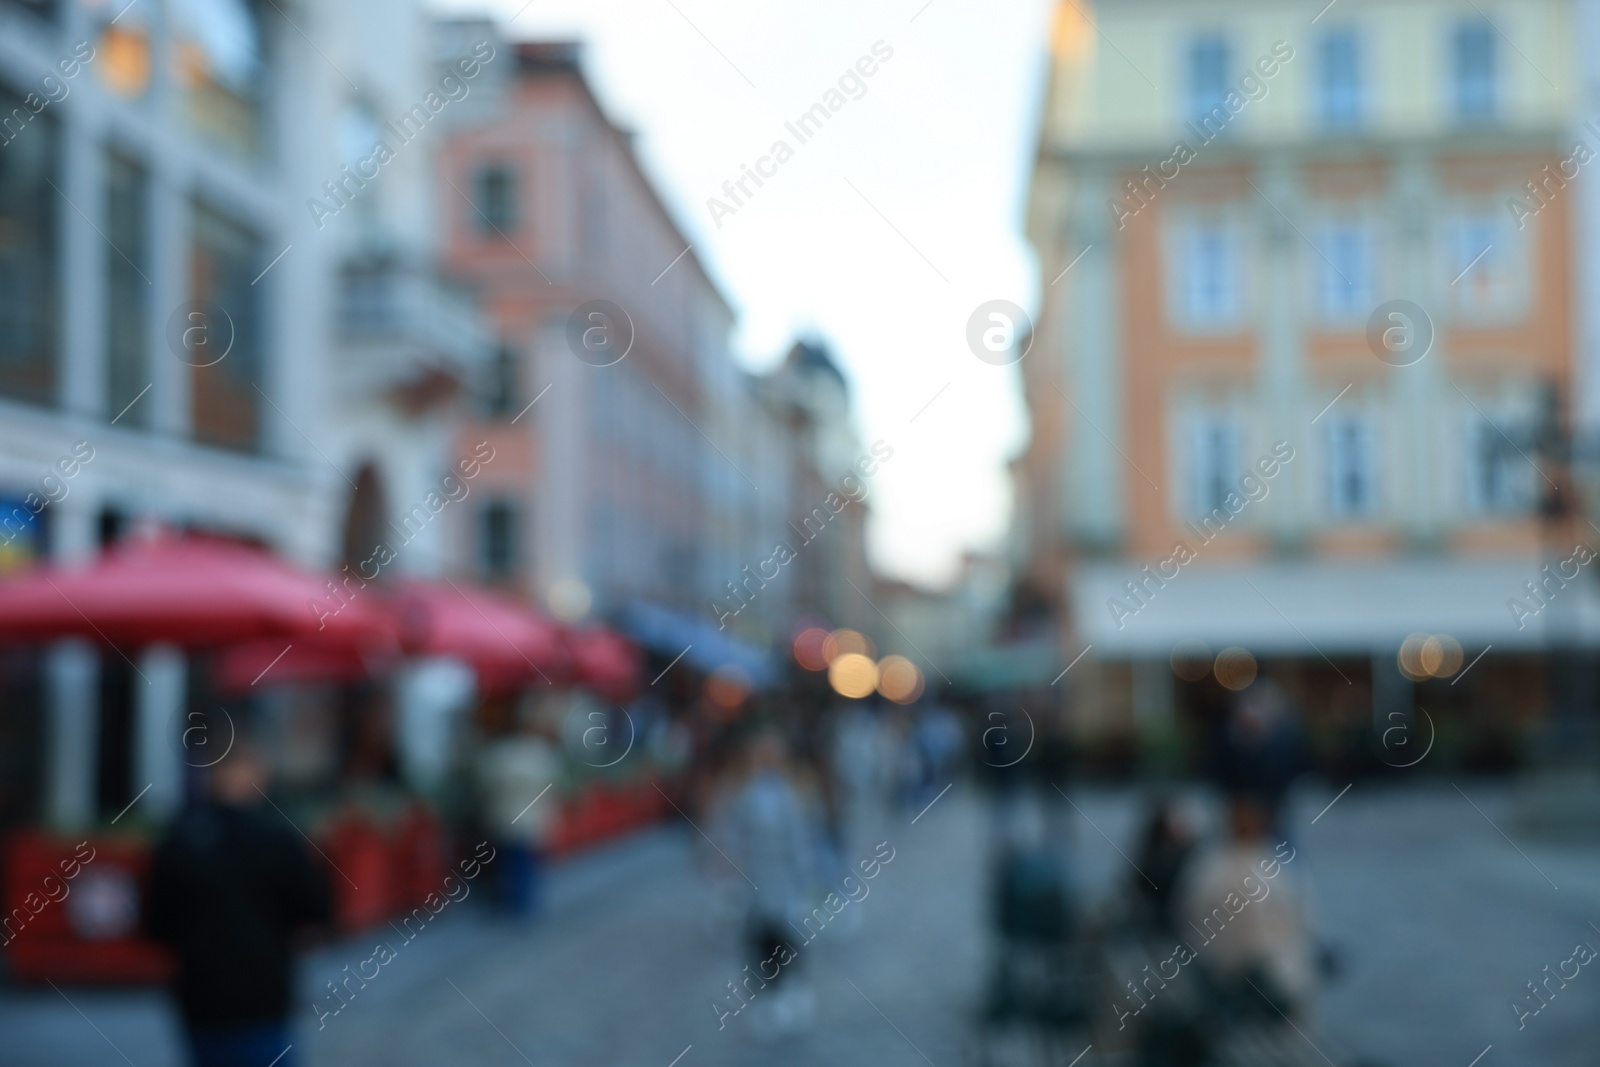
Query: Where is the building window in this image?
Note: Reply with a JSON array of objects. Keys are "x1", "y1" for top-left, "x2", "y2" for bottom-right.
[
  {"x1": 484, "y1": 345, "x2": 519, "y2": 417},
  {"x1": 106, "y1": 152, "x2": 148, "y2": 426},
  {"x1": 2, "y1": 0, "x2": 57, "y2": 21},
  {"x1": 1324, "y1": 414, "x2": 1378, "y2": 518},
  {"x1": 1318, "y1": 220, "x2": 1373, "y2": 322},
  {"x1": 480, "y1": 500, "x2": 518, "y2": 579},
  {"x1": 0, "y1": 85, "x2": 58, "y2": 406},
  {"x1": 171, "y1": 0, "x2": 266, "y2": 156},
  {"x1": 1465, "y1": 412, "x2": 1534, "y2": 516},
  {"x1": 1453, "y1": 19, "x2": 1496, "y2": 122},
  {"x1": 1187, "y1": 414, "x2": 1241, "y2": 517},
  {"x1": 189, "y1": 203, "x2": 262, "y2": 452},
  {"x1": 1447, "y1": 210, "x2": 1517, "y2": 317},
  {"x1": 336, "y1": 101, "x2": 382, "y2": 231},
  {"x1": 95, "y1": 0, "x2": 152, "y2": 98},
  {"x1": 1176, "y1": 220, "x2": 1240, "y2": 327},
  {"x1": 1317, "y1": 29, "x2": 1363, "y2": 130},
  {"x1": 474, "y1": 164, "x2": 516, "y2": 234},
  {"x1": 1186, "y1": 35, "x2": 1232, "y2": 133}
]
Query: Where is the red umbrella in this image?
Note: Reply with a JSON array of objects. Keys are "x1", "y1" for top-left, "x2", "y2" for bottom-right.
[
  {"x1": 0, "y1": 535, "x2": 394, "y2": 649},
  {"x1": 564, "y1": 627, "x2": 641, "y2": 702},
  {"x1": 395, "y1": 579, "x2": 571, "y2": 691}
]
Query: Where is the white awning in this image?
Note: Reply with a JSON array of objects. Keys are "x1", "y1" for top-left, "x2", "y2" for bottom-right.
[{"x1": 1072, "y1": 556, "x2": 1600, "y2": 658}]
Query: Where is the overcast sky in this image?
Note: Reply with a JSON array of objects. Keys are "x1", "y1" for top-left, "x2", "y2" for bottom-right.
[{"x1": 429, "y1": 0, "x2": 1052, "y2": 587}]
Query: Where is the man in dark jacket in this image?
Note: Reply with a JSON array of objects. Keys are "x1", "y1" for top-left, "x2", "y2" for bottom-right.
[{"x1": 147, "y1": 744, "x2": 332, "y2": 1067}]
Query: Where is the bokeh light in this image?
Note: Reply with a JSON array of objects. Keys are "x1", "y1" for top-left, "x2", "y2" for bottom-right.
[
  {"x1": 822, "y1": 627, "x2": 874, "y2": 664},
  {"x1": 792, "y1": 627, "x2": 830, "y2": 671},
  {"x1": 1420, "y1": 634, "x2": 1464, "y2": 678},
  {"x1": 1214, "y1": 647, "x2": 1258, "y2": 691},
  {"x1": 1170, "y1": 639, "x2": 1213, "y2": 682},
  {"x1": 705, "y1": 664, "x2": 750, "y2": 709},
  {"x1": 1398, "y1": 632, "x2": 1430, "y2": 681},
  {"x1": 876, "y1": 654, "x2": 924, "y2": 704},
  {"x1": 828, "y1": 652, "x2": 879, "y2": 699},
  {"x1": 547, "y1": 577, "x2": 593, "y2": 622}
]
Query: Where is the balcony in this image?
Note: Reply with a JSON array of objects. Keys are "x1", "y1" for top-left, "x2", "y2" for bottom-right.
[{"x1": 336, "y1": 255, "x2": 491, "y2": 412}]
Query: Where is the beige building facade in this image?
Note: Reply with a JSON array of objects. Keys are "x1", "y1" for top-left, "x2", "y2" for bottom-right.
[{"x1": 1022, "y1": 0, "x2": 1591, "y2": 742}]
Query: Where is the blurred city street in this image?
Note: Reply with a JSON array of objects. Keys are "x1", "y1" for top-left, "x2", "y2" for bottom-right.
[
  {"x1": 6, "y1": 0, "x2": 1600, "y2": 1064},
  {"x1": 6, "y1": 783, "x2": 1597, "y2": 1067}
]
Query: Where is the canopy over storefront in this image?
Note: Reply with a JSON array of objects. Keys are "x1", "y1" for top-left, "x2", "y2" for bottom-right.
[
  {"x1": 395, "y1": 578, "x2": 572, "y2": 691},
  {"x1": 1073, "y1": 557, "x2": 1600, "y2": 658},
  {"x1": 618, "y1": 599, "x2": 777, "y2": 689},
  {"x1": 563, "y1": 626, "x2": 643, "y2": 703},
  {"x1": 0, "y1": 534, "x2": 394, "y2": 649},
  {"x1": 0, "y1": 536, "x2": 634, "y2": 699}
]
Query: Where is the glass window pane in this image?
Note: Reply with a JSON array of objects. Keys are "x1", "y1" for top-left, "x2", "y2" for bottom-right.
[
  {"x1": 475, "y1": 164, "x2": 516, "y2": 233},
  {"x1": 1319, "y1": 30, "x2": 1362, "y2": 129},
  {"x1": 1190, "y1": 415, "x2": 1240, "y2": 517},
  {"x1": 0, "y1": 84, "x2": 58, "y2": 406},
  {"x1": 1, "y1": 0, "x2": 57, "y2": 22},
  {"x1": 95, "y1": 2, "x2": 152, "y2": 99},
  {"x1": 481, "y1": 500, "x2": 518, "y2": 578},
  {"x1": 1320, "y1": 221, "x2": 1371, "y2": 319},
  {"x1": 106, "y1": 152, "x2": 147, "y2": 425},
  {"x1": 1181, "y1": 222, "x2": 1237, "y2": 325},
  {"x1": 1454, "y1": 21, "x2": 1496, "y2": 121},
  {"x1": 1326, "y1": 415, "x2": 1377, "y2": 517},
  {"x1": 171, "y1": 0, "x2": 266, "y2": 156},
  {"x1": 189, "y1": 203, "x2": 262, "y2": 452},
  {"x1": 485, "y1": 345, "x2": 519, "y2": 417},
  {"x1": 1187, "y1": 35, "x2": 1230, "y2": 129}
]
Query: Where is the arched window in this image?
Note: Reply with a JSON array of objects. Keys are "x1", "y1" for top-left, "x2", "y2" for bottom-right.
[{"x1": 342, "y1": 462, "x2": 390, "y2": 574}]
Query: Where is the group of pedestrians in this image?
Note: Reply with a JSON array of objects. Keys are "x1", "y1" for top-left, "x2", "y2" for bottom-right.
[
  {"x1": 139, "y1": 678, "x2": 1325, "y2": 1065},
  {"x1": 1114, "y1": 679, "x2": 1323, "y2": 1064}
]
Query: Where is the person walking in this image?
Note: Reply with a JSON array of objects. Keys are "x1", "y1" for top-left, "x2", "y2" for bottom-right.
[
  {"x1": 721, "y1": 729, "x2": 819, "y2": 1039},
  {"x1": 477, "y1": 710, "x2": 562, "y2": 918},
  {"x1": 147, "y1": 744, "x2": 332, "y2": 1067}
]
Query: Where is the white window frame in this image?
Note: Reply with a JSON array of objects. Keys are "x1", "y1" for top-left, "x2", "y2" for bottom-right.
[
  {"x1": 1315, "y1": 216, "x2": 1376, "y2": 325},
  {"x1": 1184, "y1": 410, "x2": 1244, "y2": 519},
  {"x1": 1450, "y1": 18, "x2": 1498, "y2": 124},
  {"x1": 1322, "y1": 410, "x2": 1381, "y2": 520},
  {"x1": 1185, "y1": 33, "x2": 1233, "y2": 130},
  {"x1": 1316, "y1": 27, "x2": 1365, "y2": 131},
  {"x1": 1461, "y1": 392, "x2": 1538, "y2": 518},
  {"x1": 1442, "y1": 203, "x2": 1527, "y2": 322},
  {"x1": 1168, "y1": 214, "x2": 1246, "y2": 331}
]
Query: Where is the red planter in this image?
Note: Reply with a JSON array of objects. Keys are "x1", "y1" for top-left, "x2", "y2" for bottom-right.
[
  {"x1": 1, "y1": 832, "x2": 172, "y2": 985},
  {"x1": 322, "y1": 815, "x2": 397, "y2": 932},
  {"x1": 548, "y1": 781, "x2": 667, "y2": 856},
  {"x1": 3, "y1": 805, "x2": 453, "y2": 985},
  {"x1": 391, "y1": 806, "x2": 447, "y2": 912},
  {"x1": 3, "y1": 788, "x2": 666, "y2": 985}
]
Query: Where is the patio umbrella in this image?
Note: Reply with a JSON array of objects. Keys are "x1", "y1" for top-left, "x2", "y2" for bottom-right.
[
  {"x1": 0, "y1": 534, "x2": 394, "y2": 649},
  {"x1": 395, "y1": 578, "x2": 571, "y2": 691},
  {"x1": 564, "y1": 626, "x2": 642, "y2": 702}
]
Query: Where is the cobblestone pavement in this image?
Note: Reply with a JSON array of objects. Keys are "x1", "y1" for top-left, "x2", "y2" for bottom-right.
[{"x1": 1, "y1": 782, "x2": 1594, "y2": 1066}]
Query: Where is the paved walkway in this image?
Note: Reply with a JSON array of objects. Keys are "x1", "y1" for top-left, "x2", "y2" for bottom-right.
[{"x1": 1, "y1": 782, "x2": 1595, "y2": 1067}]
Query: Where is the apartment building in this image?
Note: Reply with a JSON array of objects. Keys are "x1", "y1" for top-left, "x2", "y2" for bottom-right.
[
  {"x1": 1021, "y1": 0, "x2": 1587, "y2": 740},
  {"x1": 0, "y1": 0, "x2": 487, "y2": 830},
  {"x1": 438, "y1": 33, "x2": 835, "y2": 677}
]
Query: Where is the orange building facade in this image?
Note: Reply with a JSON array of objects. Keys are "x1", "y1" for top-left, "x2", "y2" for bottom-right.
[{"x1": 1021, "y1": 0, "x2": 1591, "y2": 751}]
